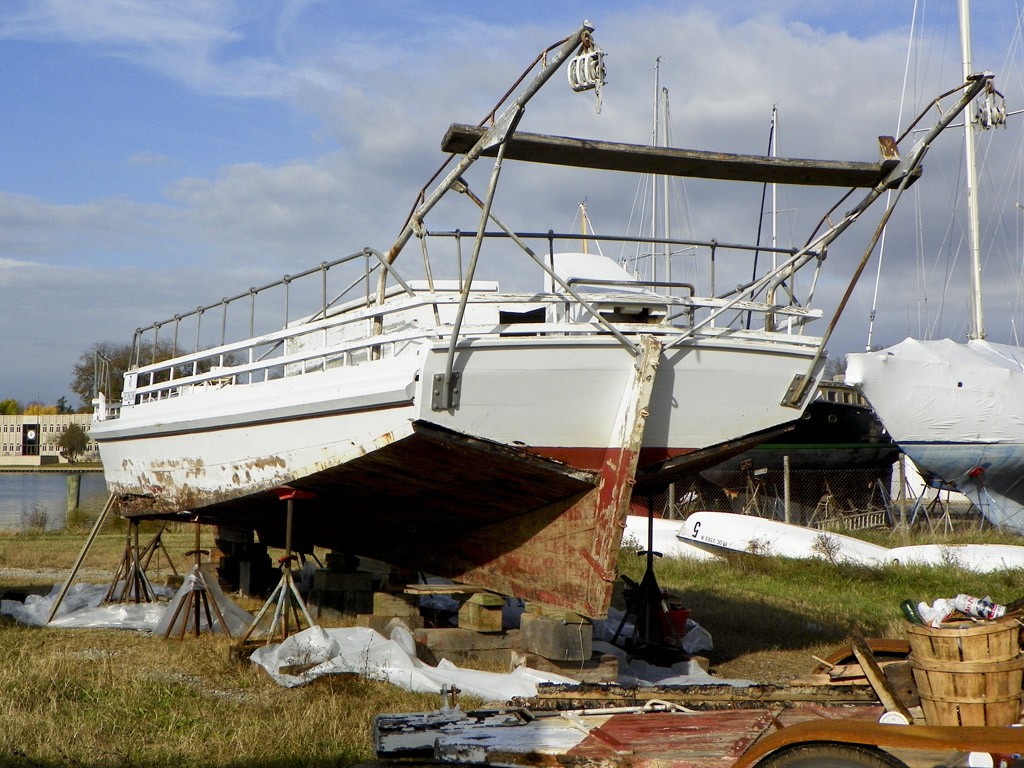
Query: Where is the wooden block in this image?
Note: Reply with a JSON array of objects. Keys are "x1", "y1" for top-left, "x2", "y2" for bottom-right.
[
  {"x1": 373, "y1": 591, "x2": 421, "y2": 618},
  {"x1": 458, "y1": 598, "x2": 503, "y2": 633},
  {"x1": 520, "y1": 611, "x2": 592, "y2": 661},
  {"x1": 357, "y1": 613, "x2": 424, "y2": 632},
  {"x1": 314, "y1": 570, "x2": 373, "y2": 592},
  {"x1": 513, "y1": 651, "x2": 619, "y2": 684},
  {"x1": 466, "y1": 592, "x2": 506, "y2": 607},
  {"x1": 883, "y1": 660, "x2": 920, "y2": 709}
]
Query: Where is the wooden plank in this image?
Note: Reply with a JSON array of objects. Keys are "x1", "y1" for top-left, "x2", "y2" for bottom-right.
[
  {"x1": 531, "y1": 682, "x2": 879, "y2": 710},
  {"x1": 850, "y1": 633, "x2": 914, "y2": 722},
  {"x1": 442, "y1": 124, "x2": 917, "y2": 189}
]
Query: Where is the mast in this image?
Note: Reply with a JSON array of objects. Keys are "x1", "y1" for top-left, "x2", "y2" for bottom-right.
[
  {"x1": 650, "y1": 58, "x2": 661, "y2": 283},
  {"x1": 959, "y1": 0, "x2": 986, "y2": 339}
]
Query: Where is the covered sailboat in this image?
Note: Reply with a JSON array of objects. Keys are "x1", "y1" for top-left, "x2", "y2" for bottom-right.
[
  {"x1": 846, "y1": 0, "x2": 1024, "y2": 532},
  {"x1": 90, "y1": 22, "x2": 988, "y2": 617}
]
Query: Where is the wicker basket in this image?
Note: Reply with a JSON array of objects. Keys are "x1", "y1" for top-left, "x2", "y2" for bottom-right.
[{"x1": 905, "y1": 619, "x2": 1024, "y2": 726}]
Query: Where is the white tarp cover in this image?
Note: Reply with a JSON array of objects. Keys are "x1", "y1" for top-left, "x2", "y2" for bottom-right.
[
  {"x1": 154, "y1": 564, "x2": 255, "y2": 638},
  {"x1": 847, "y1": 338, "x2": 1024, "y2": 444},
  {"x1": 846, "y1": 337, "x2": 1024, "y2": 531},
  {"x1": 1, "y1": 576, "x2": 737, "y2": 700},
  {"x1": 0, "y1": 582, "x2": 173, "y2": 629},
  {"x1": 247, "y1": 623, "x2": 747, "y2": 699}
]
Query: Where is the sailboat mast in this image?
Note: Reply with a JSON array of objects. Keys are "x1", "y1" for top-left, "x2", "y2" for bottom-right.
[
  {"x1": 959, "y1": 0, "x2": 986, "y2": 339},
  {"x1": 651, "y1": 58, "x2": 661, "y2": 283},
  {"x1": 662, "y1": 86, "x2": 672, "y2": 284}
]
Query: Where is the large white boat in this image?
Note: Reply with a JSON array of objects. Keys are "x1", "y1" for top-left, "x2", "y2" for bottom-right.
[
  {"x1": 845, "y1": 1, "x2": 1024, "y2": 533},
  {"x1": 90, "y1": 23, "x2": 988, "y2": 616}
]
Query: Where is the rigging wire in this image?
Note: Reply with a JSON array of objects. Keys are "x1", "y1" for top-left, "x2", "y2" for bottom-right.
[{"x1": 865, "y1": 0, "x2": 919, "y2": 350}]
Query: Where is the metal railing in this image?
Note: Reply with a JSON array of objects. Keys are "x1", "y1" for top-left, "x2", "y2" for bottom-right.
[{"x1": 117, "y1": 229, "x2": 824, "y2": 410}]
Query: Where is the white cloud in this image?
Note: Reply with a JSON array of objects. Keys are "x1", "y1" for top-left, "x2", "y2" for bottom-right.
[{"x1": 1, "y1": 3, "x2": 1023, "y2": 404}]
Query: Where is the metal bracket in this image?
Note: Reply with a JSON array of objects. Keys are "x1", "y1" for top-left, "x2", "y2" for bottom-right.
[
  {"x1": 431, "y1": 372, "x2": 461, "y2": 411},
  {"x1": 780, "y1": 373, "x2": 811, "y2": 409}
]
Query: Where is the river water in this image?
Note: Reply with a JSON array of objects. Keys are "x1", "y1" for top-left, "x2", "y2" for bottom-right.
[{"x1": 0, "y1": 473, "x2": 109, "y2": 531}]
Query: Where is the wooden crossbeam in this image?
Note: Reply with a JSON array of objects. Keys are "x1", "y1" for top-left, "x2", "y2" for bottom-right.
[{"x1": 442, "y1": 124, "x2": 918, "y2": 189}]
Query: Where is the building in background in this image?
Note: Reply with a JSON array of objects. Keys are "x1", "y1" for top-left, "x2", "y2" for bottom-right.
[{"x1": 0, "y1": 415, "x2": 97, "y2": 465}]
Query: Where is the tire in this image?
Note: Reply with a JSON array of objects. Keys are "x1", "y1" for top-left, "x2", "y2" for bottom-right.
[{"x1": 755, "y1": 743, "x2": 910, "y2": 768}]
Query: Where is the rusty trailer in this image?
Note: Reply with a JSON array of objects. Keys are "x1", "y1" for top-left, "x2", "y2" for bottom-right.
[{"x1": 371, "y1": 699, "x2": 1023, "y2": 768}]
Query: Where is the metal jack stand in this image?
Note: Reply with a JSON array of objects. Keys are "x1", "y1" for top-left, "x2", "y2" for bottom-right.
[
  {"x1": 163, "y1": 521, "x2": 231, "y2": 639},
  {"x1": 105, "y1": 518, "x2": 158, "y2": 604},
  {"x1": 239, "y1": 487, "x2": 316, "y2": 645},
  {"x1": 611, "y1": 495, "x2": 686, "y2": 665}
]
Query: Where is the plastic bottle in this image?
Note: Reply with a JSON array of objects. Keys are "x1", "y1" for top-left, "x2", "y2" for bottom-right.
[{"x1": 953, "y1": 593, "x2": 1006, "y2": 620}]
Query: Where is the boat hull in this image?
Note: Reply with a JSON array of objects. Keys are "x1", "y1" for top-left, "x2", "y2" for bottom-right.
[
  {"x1": 93, "y1": 332, "x2": 820, "y2": 616},
  {"x1": 847, "y1": 338, "x2": 1024, "y2": 532}
]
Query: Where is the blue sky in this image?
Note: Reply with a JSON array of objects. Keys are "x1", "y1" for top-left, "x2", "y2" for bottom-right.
[{"x1": 2, "y1": 1, "x2": 1023, "y2": 406}]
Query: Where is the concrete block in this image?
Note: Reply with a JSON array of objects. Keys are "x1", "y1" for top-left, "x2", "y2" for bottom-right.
[{"x1": 519, "y1": 611, "x2": 592, "y2": 661}]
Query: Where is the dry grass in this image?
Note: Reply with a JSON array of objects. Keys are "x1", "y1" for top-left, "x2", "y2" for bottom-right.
[
  {"x1": 1, "y1": 523, "x2": 1022, "y2": 765},
  {"x1": 0, "y1": 621, "x2": 440, "y2": 767}
]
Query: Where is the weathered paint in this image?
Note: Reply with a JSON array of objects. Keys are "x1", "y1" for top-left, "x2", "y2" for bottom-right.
[{"x1": 375, "y1": 705, "x2": 1024, "y2": 768}]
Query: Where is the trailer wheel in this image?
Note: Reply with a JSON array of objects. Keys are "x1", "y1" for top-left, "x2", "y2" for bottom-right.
[{"x1": 755, "y1": 743, "x2": 910, "y2": 768}]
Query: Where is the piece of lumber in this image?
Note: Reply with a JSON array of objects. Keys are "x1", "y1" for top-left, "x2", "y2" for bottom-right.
[
  {"x1": 850, "y1": 633, "x2": 914, "y2": 722},
  {"x1": 531, "y1": 683, "x2": 878, "y2": 710},
  {"x1": 442, "y1": 124, "x2": 918, "y2": 189}
]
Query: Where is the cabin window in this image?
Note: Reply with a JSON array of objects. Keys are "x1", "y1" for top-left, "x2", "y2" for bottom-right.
[{"x1": 499, "y1": 308, "x2": 545, "y2": 325}]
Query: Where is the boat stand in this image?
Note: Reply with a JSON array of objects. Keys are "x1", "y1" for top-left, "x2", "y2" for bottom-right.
[
  {"x1": 611, "y1": 495, "x2": 686, "y2": 665},
  {"x1": 163, "y1": 522, "x2": 231, "y2": 639},
  {"x1": 238, "y1": 487, "x2": 316, "y2": 645},
  {"x1": 105, "y1": 518, "x2": 162, "y2": 604}
]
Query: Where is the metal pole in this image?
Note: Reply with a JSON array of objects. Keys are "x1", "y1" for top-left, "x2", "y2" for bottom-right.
[
  {"x1": 898, "y1": 453, "x2": 908, "y2": 529},
  {"x1": 783, "y1": 455, "x2": 791, "y2": 524},
  {"x1": 959, "y1": 0, "x2": 985, "y2": 339}
]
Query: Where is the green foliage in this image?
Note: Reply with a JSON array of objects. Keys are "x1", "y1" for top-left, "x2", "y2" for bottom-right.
[
  {"x1": 0, "y1": 398, "x2": 21, "y2": 415},
  {"x1": 70, "y1": 340, "x2": 137, "y2": 409},
  {"x1": 57, "y1": 423, "x2": 90, "y2": 463}
]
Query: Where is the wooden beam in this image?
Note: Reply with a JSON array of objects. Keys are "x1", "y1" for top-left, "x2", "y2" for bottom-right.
[{"x1": 442, "y1": 124, "x2": 918, "y2": 189}]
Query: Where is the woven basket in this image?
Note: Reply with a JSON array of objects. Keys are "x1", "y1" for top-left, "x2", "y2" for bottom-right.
[{"x1": 905, "y1": 619, "x2": 1024, "y2": 726}]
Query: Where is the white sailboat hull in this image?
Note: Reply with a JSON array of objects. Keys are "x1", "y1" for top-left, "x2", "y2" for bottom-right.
[
  {"x1": 846, "y1": 337, "x2": 1024, "y2": 532},
  {"x1": 95, "y1": 331, "x2": 820, "y2": 512}
]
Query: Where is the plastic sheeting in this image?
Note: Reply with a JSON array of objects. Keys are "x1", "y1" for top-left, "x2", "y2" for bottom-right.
[
  {"x1": 248, "y1": 623, "x2": 750, "y2": 700},
  {"x1": 0, "y1": 582, "x2": 173, "y2": 630},
  {"x1": 154, "y1": 564, "x2": 254, "y2": 638},
  {"x1": 848, "y1": 338, "x2": 1024, "y2": 443},
  {"x1": 847, "y1": 338, "x2": 1024, "y2": 531}
]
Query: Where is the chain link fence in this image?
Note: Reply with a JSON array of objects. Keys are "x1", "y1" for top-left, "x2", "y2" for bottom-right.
[{"x1": 639, "y1": 455, "x2": 984, "y2": 534}]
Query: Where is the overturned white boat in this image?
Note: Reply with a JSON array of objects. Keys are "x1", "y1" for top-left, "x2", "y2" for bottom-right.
[{"x1": 90, "y1": 23, "x2": 989, "y2": 617}]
